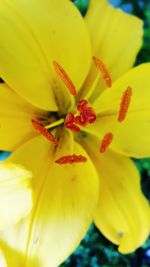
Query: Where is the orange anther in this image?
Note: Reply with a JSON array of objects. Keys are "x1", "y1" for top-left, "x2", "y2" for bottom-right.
[
  {"x1": 53, "y1": 61, "x2": 77, "y2": 96},
  {"x1": 99, "y1": 133, "x2": 113, "y2": 153},
  {"x1": 118, "y1": 86, "x2": 132, "y2": 122},
  {"x1": 55, "y1": 154, "x2": 87, "y2": 164},
  {"x1": 32, "y1": 119, "x2": 58, "y2": 145},
  {"x1": 93, "y1": 56, "x2": 112, "y2": 87}
]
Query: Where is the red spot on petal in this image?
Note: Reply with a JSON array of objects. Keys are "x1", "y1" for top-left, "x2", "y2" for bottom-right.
[
  {"x1": 93, "y1": 56, "x2": 112, "y2": 87},
  {"x1": 118, "y1": 86, "x2": 132, "y2": 122},
  {"x1": 55, "y1": 154, "x2": 87, "y2": 164},
  {"x1": 32, "y1": 119, "x2": 58, "y2": 145},
  {"x1": 99, "y1": 133, "x2": 113, "y2": 153},
  {"x1": 53, "y1": 61, "x2": 77, "y2": 96}
]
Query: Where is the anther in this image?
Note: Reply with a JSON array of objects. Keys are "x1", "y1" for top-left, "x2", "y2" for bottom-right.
[
  {"x1": 55, "y1": 154, "x2": 87, "y2": 164},
  {"x1": 93, "y1": 56, "x2": 112, "y2": 87},
  {"x1": 53, "y1": 61, "x2": 77, "y2": 96},
  {"x1": 118, "y1": 86, "x2": 132, "y2": 122},
  {"x1": 99, "y1": 132, "x2": 113, "y2": 153},
  {"x1": 32, "y1": 119, "x2": 58, "y2": 145}
]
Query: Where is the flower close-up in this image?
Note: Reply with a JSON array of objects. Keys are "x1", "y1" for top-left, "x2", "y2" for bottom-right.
[{"x1": 0, "y1": 0, "x2": 150, "y2": 266}]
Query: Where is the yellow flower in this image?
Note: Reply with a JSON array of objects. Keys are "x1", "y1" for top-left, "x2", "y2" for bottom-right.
[
  {"x1": 0, "y1": 0, "x2": 149, "y2": 266},
  {"x1": 0, "y1": 162, "x2": 32, "y2": 230}
]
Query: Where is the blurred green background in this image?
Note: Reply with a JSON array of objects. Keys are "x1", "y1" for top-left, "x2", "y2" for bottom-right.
[
  {"x1": 0, "y1": 0, "x2": 149, "y2": 266},
  {"x1": 61, "y1": 0, "x2": 150, "y2": 266}
]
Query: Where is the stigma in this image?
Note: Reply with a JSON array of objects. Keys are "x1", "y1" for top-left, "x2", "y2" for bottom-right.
[{"x1": 64, "y1": 99, "x2": 96, "y2": 132}]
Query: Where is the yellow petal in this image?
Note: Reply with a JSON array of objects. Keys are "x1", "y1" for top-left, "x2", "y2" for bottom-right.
[
  {"x1": 0, "y1": 221, "x2": 29, "y2": 267},
  {"x1": 86, "y1": 63, "x2": 150, "y2": 158},
  {"x1": 80, "y1": 0, "x2": 143, "y2": 100},
  {"x1": 0, "y1": 250, "x2": 7, "y2": 267},
  {"x1": 1, "y1": 131, "x2": 99, "y2": 267},
  {"x1": 0, "y1": 83, "x2": 41, "y2": 151},
  {"x1": 0, "y1": 162, "x2": 32, "y2": 231},
  {"x1": 81, "y1": 134, "x2": 150, "y2": 254},
  {"x1": 0, "y1": 0, "x2": 91, "y2": 111}
]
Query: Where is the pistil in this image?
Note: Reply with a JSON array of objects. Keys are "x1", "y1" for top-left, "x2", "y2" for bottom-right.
[
  {"x1": 45, "y1": 118, "x2": 64, "y2": 129},
  {"x1": 64, "y1": 113, "x2": 80, "y2": 132},
  {"x1": 64, "y1": 99, "x2": 96, "y2": 132}
]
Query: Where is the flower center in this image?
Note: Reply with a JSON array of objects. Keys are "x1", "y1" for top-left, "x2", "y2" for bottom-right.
[
  {"x1": 31, "y1": 57, "x2": 132, "y2": 164},
  {"x1": 64, "y1": 99, "x2": 96, "y2": 132}
]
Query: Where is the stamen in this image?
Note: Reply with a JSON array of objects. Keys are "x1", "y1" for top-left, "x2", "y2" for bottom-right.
[
  {"x1": 55, "y1": 154, "x2": 87, "y2": 164},
  {"x1": 99, "y1": 132, "x2": 113, "y2": 153},
  {"x1": 93, "y1": 56, "x2": 112, "y2": 87},
  {"x1": 32, "y1": 119, "x2": 58, "y2": 145},
  {"x1": 53, "y1": 61, "x2": 77, "y2": 96},
  {"x1": 118, "y1": 86, "x2": 132, "y2": 122}
]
